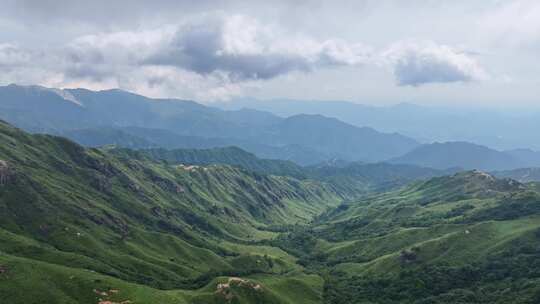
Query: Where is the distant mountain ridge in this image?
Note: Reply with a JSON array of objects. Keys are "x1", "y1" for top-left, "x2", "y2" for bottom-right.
[
  {"x1": 219, "y1": 97, "x2": 540, "y2": 151},
  {"x1": 390, "y1": 141, "x2": 540, "y2": 171},
  {"x1": 0, "y1": 84, "x2": 420, "y2": 165},
  {"x1": 110, "y1": 145, "x2": 450, "y2": 193},
  {"x1": 493, "y1": 167, "x2": 540, "y2": 182}
]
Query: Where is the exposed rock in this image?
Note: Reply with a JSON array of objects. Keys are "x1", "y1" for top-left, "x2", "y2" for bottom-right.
[
  {"x1": 0, "y1": 160, "x2": 15, "y2": 185},
  {"x1": 91, "y1": 174, "x2": 112, "y2": 193},
  {"x1": 215, "y1": 277, "x2": 264, "y2": 301},
  {"x1": 155, "y1": 178, "x2": 184, "y2": 193},
  {"x1": 399, "y1": 248, "x2": 419, "y2": 264},
  {"x1": 86, "y1": 157, "x2": 119, "y2": 177}
]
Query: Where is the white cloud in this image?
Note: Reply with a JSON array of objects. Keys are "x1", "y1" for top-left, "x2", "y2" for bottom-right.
[
  {"x1": 479, "y1": 0, "x2": 540, "y2": 48},
  {"x1": 0, "y1": 13, "x2": 492, "y2": 100},
  {"x1": 146, "y1": 14, "x2": 373, "y2": 81},
  {"x1": 0, "y1": 13, "x2": 376, "y2": 100},
  {"x1": 382, "y1": 41, "x2": 488, "y2": 86}
]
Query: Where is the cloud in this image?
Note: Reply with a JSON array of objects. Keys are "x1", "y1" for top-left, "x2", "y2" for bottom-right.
[
  {"x1": 0, "y1": 13, "x2": 375, "y2": 100},
  {"x1": 383, "y1": 41, "x2": 488, "y2": 86},
  {"x1": 146, "y1": 14, "x2": 372, "y2": 81},
  {"x1": 0, "y1": 12, "x2": 490, "y2": 100},
  {"x1": 479, "y1": 0, "x2": 540, "y2": 49},
  {"x1": 0, "y1": 43, "x2": 32, "y2": 68}
]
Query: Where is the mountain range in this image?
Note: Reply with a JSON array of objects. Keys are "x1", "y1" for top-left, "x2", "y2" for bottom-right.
[
  {"x1": 390, "y1": 141, "x2": 540, "y2": 171},
  {"x1": 4, "y1": 84, "x2": 540, "y2": 173},
  {"x1": 219, "y1": 98, "x2": 540, "y2": 151},
  {"x1": 2, "y1": 120, "x2": 540, "y2": 303},
  {"x1": 0, "y1": 84, "x2": 419, "y2": 165}
]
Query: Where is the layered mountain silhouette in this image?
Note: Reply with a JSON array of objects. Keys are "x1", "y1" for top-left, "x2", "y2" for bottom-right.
[
  {"x1": 220, "y1": 98, "x2": 540, "y2": 151},
  {"x1": 0, "y1": 84, "x2": 419, "y2": 165},
  {"x1": 390, "y1": 141, "x2": 540, "y2": 171}
]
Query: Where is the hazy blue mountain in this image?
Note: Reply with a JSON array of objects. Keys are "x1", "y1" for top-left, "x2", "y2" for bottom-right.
[
  {"x1": 57, "y1": 126, "x2": 331, "y2": 165},
  {"x1": 504, "y1": 149, "x2": 540, "y2": 167},
  {"x1": 0, "y1": 84, "x2": 420, "y2": 164},
  {"x1": 258, "y1": 114, "x2": 419, "y2": 162},
  {"x1": 390, "y1": 141, "x2": 522, "y2": 171},
  {"x1": 58, "y1": 127, "x2": 158, "y2": 149},
  {"x1": 493, "y1": 167, "x2": 540, "y2": 182},
  {"x1": 220, "y1": 97, "x2": 540, "y2": 151}
]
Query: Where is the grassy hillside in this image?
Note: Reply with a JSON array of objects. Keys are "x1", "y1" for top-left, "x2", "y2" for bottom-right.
[
  {"x1": 111, "y1": 146, "x2": 308, "y2": 180},
  {"x1": 3, "y1": 119, "x2": 540, "y2": 303},
  {"x1": 273, "y1": 171, "x2": 540, "y2": 303},
  {"x1": 112, "y1": 147, "x2": 447, "y2": 195},
  {"x1": 0, "y1": 120, "x2": 350, "y2": 303}
]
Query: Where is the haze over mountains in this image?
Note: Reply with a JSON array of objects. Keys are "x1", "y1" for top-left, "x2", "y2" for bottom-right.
[
  {"x1": 2, "y1": 84, "x2": 540, "y2": 173},
  {"x1": 220, "y1": 98, "x2": 540, "y2": 151},
  {"x1": 0, "y1": 84, "x2": 420, "y2": 166},
  {"x1": 3, "y1": 119, "x2": 540, "y2": 303},
  {"x1": 3, "y1": 1, "x2": 540, "y2": 303},
  {"x1": 390, "y1": 142, "x2": 540, "y2": 171},
  {"x1": 2, "y1": 84, "x2": 540, "y2": 304}
]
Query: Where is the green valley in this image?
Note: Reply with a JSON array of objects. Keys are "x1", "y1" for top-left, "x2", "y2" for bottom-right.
[{"x1": 1, "y1": 120, "x2": 540, "y2": 303}]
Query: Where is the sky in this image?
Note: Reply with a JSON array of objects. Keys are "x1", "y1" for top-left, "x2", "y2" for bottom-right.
[{"x1": 0, "y1": 0, "x2": 539, "y2": 106}]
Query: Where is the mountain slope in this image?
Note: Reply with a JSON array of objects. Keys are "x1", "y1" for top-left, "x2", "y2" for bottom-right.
[
  {"x1": 3, "y1": 119, "x2": 540, "y2": 303},
  {"x1": 111, "y1": 146, "x2": 309, "y2": 179},
  {"x1": 307, "y1": 162, "x2": 452, "y2": 193},
  {"x1": 280, "y1": 170, "x2": 540, "y2": 303},
  {"x1": 0, "y1": 120, "x2": 351, "y2": 303}
]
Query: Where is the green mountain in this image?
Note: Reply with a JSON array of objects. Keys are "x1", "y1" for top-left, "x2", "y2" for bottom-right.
[
  {"x1": 111, "y1": 147, "x2": 449, "y2": 193},
  {"x1": 3, "y1": 120, "x2": 540, "y2": 303},
  {"x1": 307, "y1": 162, "x2": 453, "y2": 193},
  {"x1": 111, "y1": 146, "x2": 309, "y2": 179},
  {"x1": 277, "y1": 170, "x2": 540, "y2": 303},
  {"x1": 0, "y1": 120, "x2": 353, "y2": 304}
]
